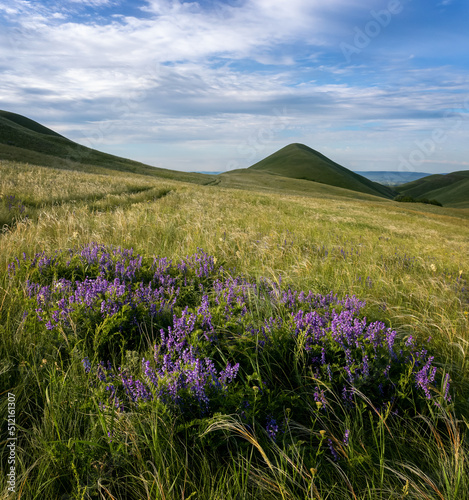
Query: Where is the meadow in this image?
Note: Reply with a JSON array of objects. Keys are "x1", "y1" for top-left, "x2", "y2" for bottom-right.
[{"x1": 1, "y1": 159, "x2": 468, "y2": 499}]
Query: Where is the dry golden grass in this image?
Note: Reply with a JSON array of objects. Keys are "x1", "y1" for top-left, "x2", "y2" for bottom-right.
[
  {"x1": 0, "y1": 160, "x2": 164, "y2": 205},
  {"x1": 1, "y1": 160, "x2": 468, "y2": 365}
]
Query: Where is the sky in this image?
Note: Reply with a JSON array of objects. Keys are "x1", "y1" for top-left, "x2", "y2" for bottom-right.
[{"x1": 1, "y1": 0, "x2": 468, "y2": 174}]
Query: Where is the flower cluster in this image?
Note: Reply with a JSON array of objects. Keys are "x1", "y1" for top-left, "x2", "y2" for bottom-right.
[
  {"x1": 82, "y1": 313, "x2": 240, "y2": 415},
  {"x1": 265, "y1": 416, "x2": 279, "y2": 441},
  {"x1": 1, "y1": 194, "x2": 26, "y2": 214},
  {"x1": 12, "y1": 244, "x2": 451, "y2": 423},
  {"x1": 13, "y1": 244, "x2": 225, "y2": 357}
]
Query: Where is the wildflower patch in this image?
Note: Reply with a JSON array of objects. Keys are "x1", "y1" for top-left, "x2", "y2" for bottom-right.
[{"x1": 10, "y1": 243, "x2": 452, "y2": 426}]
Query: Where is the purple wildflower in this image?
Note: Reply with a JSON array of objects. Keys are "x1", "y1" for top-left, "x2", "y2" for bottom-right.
[
  {"x1": 82, "y1": 357, "x2": 91, "y2": 373},
  {"x1": 343, "y1": 429, "x2": 350, "y2": 446},
  {"x1": 266, "y1": 416, "x2": 279, "y2": 441},
  {"x1": 328, "y1": 439, "x2": 339, "y2": 461}
]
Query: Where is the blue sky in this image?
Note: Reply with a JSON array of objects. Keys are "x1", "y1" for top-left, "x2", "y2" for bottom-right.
[{"x1": 1, "y1": 0, "x2": 468, "y2": 173}]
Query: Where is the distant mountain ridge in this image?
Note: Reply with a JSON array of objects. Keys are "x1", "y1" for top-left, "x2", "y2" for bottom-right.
[
  {"x1": 354, "y1": 171, "x2": 432, "y2": 186},
  {"x1": 246, "y1": 143, "x2": 397, "y2": 199}
]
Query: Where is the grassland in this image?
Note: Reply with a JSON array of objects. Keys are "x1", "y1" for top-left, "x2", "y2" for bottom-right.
[{"x1": 1, "y1": 159, "x2": 468, "y2": 499}]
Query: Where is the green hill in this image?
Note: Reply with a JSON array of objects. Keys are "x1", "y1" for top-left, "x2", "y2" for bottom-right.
[
  {"x1": 0, "y1": 110, "x2": 65, "y2": 138},
  {"x1": 245, "y1": 143, "x2": 397, "y2": 199},
  {"x1": 5, "y1": 111, "x2": 466, "y2": 207},
  {"x1": 0, "y1": 110, "x2": 215, "y2": 185},
  {"x1": 397, "y1": 170, "x2": 469, "y2": 208}
]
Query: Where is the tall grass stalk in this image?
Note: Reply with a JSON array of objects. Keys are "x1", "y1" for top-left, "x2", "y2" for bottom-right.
[{"x1": 1, "y1": 161, "x2": 468, "y2": 499}]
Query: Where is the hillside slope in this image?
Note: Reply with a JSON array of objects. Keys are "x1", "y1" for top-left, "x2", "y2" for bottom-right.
[
  {"x1": 397, "y1": 170, "x2": 469, "y2": 208},
  {"x1": 0, "y1": 110, "x2": 65, "y2": 138},
  {"x1": 218, "y1": 168, "x2": 393, "y2": 203},
  {"x1": 0, "y1": 110, "x2": 215, "y2": 185},
  {"x1": 246, "y1": 143, "x2": 396, "y2": 199}
]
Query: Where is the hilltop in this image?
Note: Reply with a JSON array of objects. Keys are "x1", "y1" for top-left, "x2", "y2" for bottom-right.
[
  {"x1": 0, "y1": 110, "x2": 215, "y2": 185},
  {"x1": 397, "y1": 170, "x2": 469, "y2": 208},
  {"x1": 240, "y1": 143, "x2": 397, "y2": 199}
]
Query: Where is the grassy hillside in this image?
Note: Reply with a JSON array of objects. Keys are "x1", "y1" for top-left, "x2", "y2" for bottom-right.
[
  {"x1": 0, "y1": 110, "x2": 216, "y2": 185},
  {"x1": 0, "y1": 110, "x2": 66, "y2": 138},
  {"x1": 218, "y1": 168, "x2": 395, "y2": 203},
  {"x1": 425, "y1": 177, "x2": 469, "y2": 208},
  {"x1": 1, "y1": 159, "x2": 468, "y2": 499},
  {"x1": 397, "y1": 170, "x2": 469, "y2": 207},
  {"x1": 245, "y1": 143, "x2": 397, "y2": 199}
]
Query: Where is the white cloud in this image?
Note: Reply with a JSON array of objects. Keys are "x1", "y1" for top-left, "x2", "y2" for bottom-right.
[{"x1": 1, "y1": 0, "x2": 468, "y2": 173}]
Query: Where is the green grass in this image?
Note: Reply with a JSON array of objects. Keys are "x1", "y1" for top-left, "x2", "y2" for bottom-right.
[
  {"x1": 218, "y1": 168, "x2": 395, "y2": 203},
  {"x1": 1, "y1": 158, "x2": 469, "y2": 499}
]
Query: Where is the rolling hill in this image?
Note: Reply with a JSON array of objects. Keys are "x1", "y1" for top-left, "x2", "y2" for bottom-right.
[
  {"x1": 0, "y1": 112, "x2": 395, "y2": 201},
  {"x1": 397, "y1": 170, "x2": 469, "y2": 208},
  {"x1": 240, "y1": 143, "x2": 397, "y2": 199},
  {"x1": 3, "y1": 111, "x2": 467, "y2": 208},
  {"x1": 0, "y1": 110, "x2": 215, "y2": 185}
]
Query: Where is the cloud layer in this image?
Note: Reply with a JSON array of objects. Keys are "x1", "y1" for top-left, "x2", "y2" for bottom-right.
[{"x1": 1, "y1": 0, "x2": 468, "y2": 173}]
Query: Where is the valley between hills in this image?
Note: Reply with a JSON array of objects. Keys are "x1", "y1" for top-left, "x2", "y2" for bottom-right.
[
  {"x1": 2, "y1": 109, "x2": 468, "y2": 208},
  {"x1": 1, "y1": 110, "x2": 468, "y2": 499}
]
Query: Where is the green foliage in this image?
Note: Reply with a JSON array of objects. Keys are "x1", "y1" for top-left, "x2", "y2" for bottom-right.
[
  {"x1": 393, "y1": 194, "x2": 443, "y2": 206},
  {"x1": 4, "y1": 243, "x2": 462, "y2": 499}
]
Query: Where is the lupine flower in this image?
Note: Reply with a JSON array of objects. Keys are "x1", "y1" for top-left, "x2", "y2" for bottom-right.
[
  {"x1": 343, "y1": 429, "x2": 350, "y2": 446},
  {"x1": 266, "y1": 416, "x2": 279, "y2": 441},
  {"x1": 328, "y1": 439, "x2": 339, "y2": 461},
  {"x1": 14, "y1": 244, "x2": 452, "y2": 422}
]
